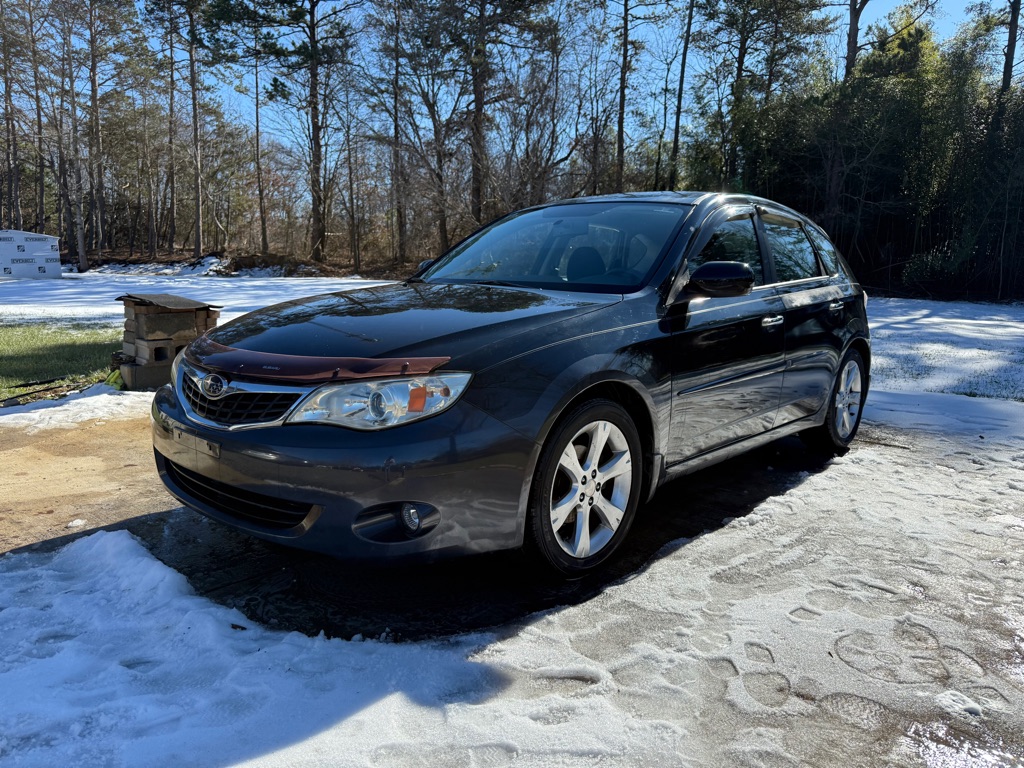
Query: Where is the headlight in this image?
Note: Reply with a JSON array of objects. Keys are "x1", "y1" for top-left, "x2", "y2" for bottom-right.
[{"x1": 286, "y1": 373, "x2": 472, "y2": 430}]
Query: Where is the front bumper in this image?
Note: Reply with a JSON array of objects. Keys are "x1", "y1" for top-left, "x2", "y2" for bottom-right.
[{"x1": 152, "y1": 384, "x2": 536, "y2": 560}]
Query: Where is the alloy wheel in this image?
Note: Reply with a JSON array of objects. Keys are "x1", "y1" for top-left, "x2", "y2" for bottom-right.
[
  {"x1": 834, "y1": 358, "x2": 863, "y2": 440},
  {"x1": 548, "y1": 419, "x2": 633, "y2": 559}
]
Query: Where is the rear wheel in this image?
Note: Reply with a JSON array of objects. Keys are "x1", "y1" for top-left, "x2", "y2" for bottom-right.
[
  {"x1": 528, "y1": 399, "x2": 642, "y2": 576},
  {"x1": 802, "y1": 348, "x2": 867, "y2": 456}
]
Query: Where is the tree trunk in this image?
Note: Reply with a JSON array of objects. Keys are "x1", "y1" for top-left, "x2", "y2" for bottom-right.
[
  {"x1": 391, "y1": 8, "x2": 407, "y2": 265},
  {"x1": 667, "y1": 0, "x2": 694, "y2": 191},
  {"x1": 56, "y1": 144, "x2": 72, "y2": 254},
  {"x1": 187, "y1": 5, "x2": 203, "y2": 260},
  {"x1": 65, "y1": 36, "x2": 88, "y2": 271},
  {"x1": 653, "y1": 55, "x2": 671, "y2": 190},
  {"x1": 726, "y1": 21, "x2": 749, "y2": 186},
  {"x1": 1, "y1": 0, "x2": 22, "y2": 230},
  {"x1": 130, "y1": 156, "x2": 141, "y2": 258},
  {"x1": 308, "y1": 0, "x2": 326, "y2": 262},
  {"x1": 254, "y1": 46, "x2": 268, "y2": 257},
  {"x1": 470, "y1": 22, "x2": 487, "y2": 223},
  {"x1": 844, "y1": 0, "x2": 869, "y2": 82},
  {"x1": 28, "y1": 1, "x2": 45, "y2": 232},
  {"x1": 822, "y1": 122, "x2": 845, "y2": 236},
  {"x1": 436, "y1": 204, "x2": 449, "y2": 253},
  {"x1": 346, "y1": 141, "x2": 359, "y2": 270},
  {"x1": 167, "y1": 0, "x2": 177, "y2": 256},
  {"x1": 614, "y1": 0, "x2": 629, "y2": 193},
  {"x1": 433, "y1": 158, "x2": 449, "y2": 252},
  {"x1": 88, "y1": 4, "x2": 107, "y2": 251},
  {"x1": 1001, "y1": 0, "x2": 1021, "y2": 95},
  {"x1": 143, "y1": 91, "x2": 157, "y2": 258}
]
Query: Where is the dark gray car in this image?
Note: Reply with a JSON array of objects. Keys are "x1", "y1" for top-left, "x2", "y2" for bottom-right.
[{"x1": 153, "y1": 192, "x2": 870, "y2": 575}]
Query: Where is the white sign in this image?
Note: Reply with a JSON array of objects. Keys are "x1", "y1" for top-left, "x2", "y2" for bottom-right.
[{"x1": 0, "y1": 231, "x2": 62, "y2": 279}]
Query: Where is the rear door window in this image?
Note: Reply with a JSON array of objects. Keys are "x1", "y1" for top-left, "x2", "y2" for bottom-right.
[
  {"x1": 761, "y1": 214, "x2": 822, "y2": 282},
  {"x1": 805, "y1": 227, "x2": 840, "y2": 276}
]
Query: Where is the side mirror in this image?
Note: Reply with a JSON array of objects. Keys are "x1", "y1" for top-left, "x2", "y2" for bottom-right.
[{"x1": 686, "y1": 261, "x2": 755, "y2": 298}]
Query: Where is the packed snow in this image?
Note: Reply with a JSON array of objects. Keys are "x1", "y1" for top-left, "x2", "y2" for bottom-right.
[{"x1": 1, "y1": 276, "x2": 1023, "y2": 767}]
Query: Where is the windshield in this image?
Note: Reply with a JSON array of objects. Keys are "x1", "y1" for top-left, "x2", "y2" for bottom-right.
[{"x1": 421, "y1": 201, "x2": 690, "y2": 293}]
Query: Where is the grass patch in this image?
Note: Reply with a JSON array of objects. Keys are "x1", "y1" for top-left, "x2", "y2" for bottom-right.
[{"x1": 0, "y1": 323, "x2": 121, "y2": 405}]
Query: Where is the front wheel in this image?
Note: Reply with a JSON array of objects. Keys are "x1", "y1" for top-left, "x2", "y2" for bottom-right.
[
  {"x1": 802, "y1": 348, "x2": 867, "y2": 456},
  {"x1": 528, "y1": 399, "x2": 643, "y2": 576}
]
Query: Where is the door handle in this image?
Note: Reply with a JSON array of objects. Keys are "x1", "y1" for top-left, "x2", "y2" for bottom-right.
[
  {"x1": 828, "y1": 301, "x2": 845, "y2": 311},
  {"x1": 761, "y1": 315, "x2": 784, "y2": 329}
]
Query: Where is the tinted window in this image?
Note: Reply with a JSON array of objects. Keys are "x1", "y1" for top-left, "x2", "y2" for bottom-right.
[
  {"x1": 805, "y1": 226, "x2": 840, "y2": 276},
  {"x1": 688, "y1": 215, "x2": 764, "y2": 286},
  {"x1": 761, "y1": 215, "x2": 821, "y2": 282},
  {"x1": 423, "y1": 202, "x2": 689, "y2": 293}
]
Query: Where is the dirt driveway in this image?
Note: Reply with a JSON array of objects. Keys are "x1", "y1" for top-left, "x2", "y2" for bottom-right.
[{"x1": 0, "y1": 418, "x2": 173, "y2": 553}]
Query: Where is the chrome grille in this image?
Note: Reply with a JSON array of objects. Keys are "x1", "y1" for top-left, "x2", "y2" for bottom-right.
[{"x1": 182, "y1": 375, "x2": 301, "y2": 426}]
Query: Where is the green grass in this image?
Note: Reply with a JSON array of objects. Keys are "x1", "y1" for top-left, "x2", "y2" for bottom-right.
[{"x1": 0, "y1": 323, "x2": 122, "y2": 404}]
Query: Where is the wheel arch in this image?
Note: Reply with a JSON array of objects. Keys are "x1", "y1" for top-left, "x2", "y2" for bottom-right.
[
  {"x1": 561, "y1": 380, "x2": 655, "y2": 479},
  {"x1": 513, "y1": 374, "x2": 659, "y2": 547},
  {"x1": 847, "y1": 336, "x2": 871, "y2": 394},
  {"x1": 848, "y1": 336, "x2": 870, "y2": 366}
]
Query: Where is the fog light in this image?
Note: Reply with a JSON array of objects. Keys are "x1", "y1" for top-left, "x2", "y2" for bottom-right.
[{"x1": 400, "y1": 503, "x2": 421, "y2": 533}]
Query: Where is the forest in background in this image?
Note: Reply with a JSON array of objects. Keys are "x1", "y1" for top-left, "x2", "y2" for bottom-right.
[{"x1": 0, "y1": 0, "x2": 1022, "y2": 299}]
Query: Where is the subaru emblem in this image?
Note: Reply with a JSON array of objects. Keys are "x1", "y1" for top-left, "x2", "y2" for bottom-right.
[{"x1": 201, "y1": 374, "x2": 228, "y2": 399}]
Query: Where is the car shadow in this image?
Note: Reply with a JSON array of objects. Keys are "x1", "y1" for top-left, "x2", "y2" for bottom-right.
[{"x1": 15, "y1": 434, "x2": 843, "y2": 642}]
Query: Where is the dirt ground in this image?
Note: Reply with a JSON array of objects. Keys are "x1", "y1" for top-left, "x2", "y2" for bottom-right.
[{"x1": 0, "y1": 417, "x2": 173, "y2": 553}]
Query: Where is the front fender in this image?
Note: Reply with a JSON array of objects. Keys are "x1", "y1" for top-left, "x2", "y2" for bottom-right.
[{"x1": 462, "y1": 324, "x2": 672, "y2": 546}]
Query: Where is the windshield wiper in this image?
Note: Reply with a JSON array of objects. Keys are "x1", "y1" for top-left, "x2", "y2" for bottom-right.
[{"x1": 473, "y1": 279, "x2": 529, "y2": 288}]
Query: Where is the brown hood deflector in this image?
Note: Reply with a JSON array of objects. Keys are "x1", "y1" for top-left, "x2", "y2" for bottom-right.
[{"x1": 187, "y1": 335, "x2": 451, "y2": 384}]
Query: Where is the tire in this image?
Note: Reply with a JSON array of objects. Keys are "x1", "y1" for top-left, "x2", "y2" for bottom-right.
[
  {"x1": 527, "y1": 399, "x2": 643, "y2": 576},
  {"x1": 802, "y1": 347, "x2": 867, "y2": 456}
]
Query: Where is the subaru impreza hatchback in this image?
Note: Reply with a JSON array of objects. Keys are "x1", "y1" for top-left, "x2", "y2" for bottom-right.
[{"x1": 153, "y1": 192, "x2": 869, "y2": 575}]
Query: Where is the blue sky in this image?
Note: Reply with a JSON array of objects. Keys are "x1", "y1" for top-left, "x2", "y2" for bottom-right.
[{"x1": 864, "y1": 0, "x2": 974, "y2": 40}]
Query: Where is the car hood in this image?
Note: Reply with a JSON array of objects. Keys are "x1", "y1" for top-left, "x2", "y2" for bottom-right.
[{"x1": 191, "y1": 282, "x2": 618, "y2": 380}]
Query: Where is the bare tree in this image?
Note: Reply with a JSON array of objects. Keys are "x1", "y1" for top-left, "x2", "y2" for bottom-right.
[{"x1": 1, "y1": 0, "x2": 24, "y2": 229}]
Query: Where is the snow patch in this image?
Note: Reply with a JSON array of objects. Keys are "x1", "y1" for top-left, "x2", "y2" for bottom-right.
[
  {"x1": 0, "y1": 385, "x2": 154, "y2": 433},
  {"x1": 0, "y1": 531, "x2": 499, "y2": 767},
  {"x1": 863, "y1": 389, "x2": 1024, "y2": 443}
]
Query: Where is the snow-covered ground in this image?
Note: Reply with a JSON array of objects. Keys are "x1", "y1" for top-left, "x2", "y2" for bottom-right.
[
  {"x1": 1, "y1": 279, "x2": 1023, "y2": 767},
  {"x1": 0, "y1": 271, "x2": 386, "y2": 325},
  {"x1": 870, "y1": 298, "x2": 1024, "y2": 402}
]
